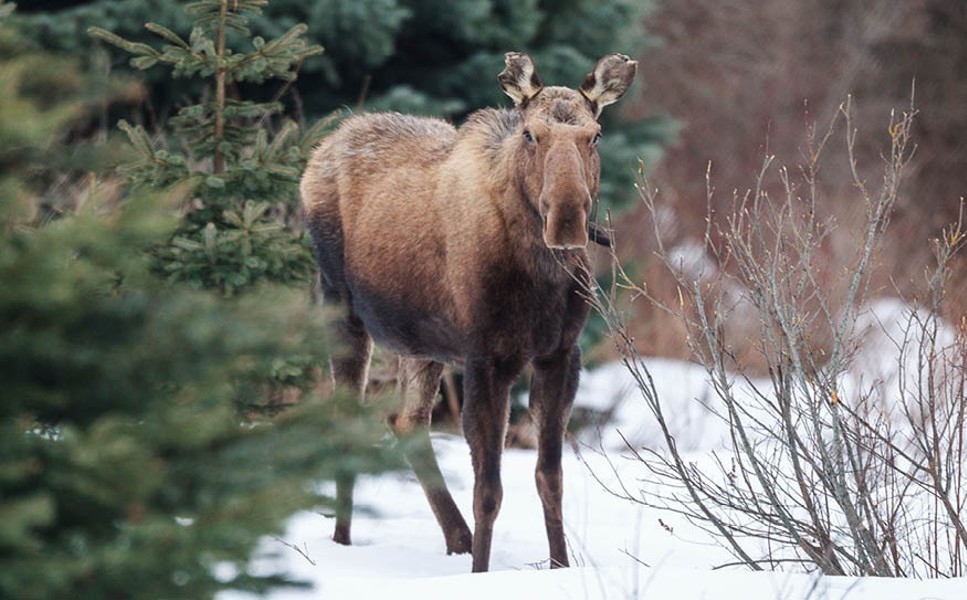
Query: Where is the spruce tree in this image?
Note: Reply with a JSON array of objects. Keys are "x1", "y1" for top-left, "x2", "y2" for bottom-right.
[
  {"x1": 89, "y1": 0, "x2": 328, "y2": 297},
  {"x1": 0, "y1": 5, "x2": 396, "y2": 596},
  {"x1": 21, "y1": 0, "x2": 669, "y2": 210}
]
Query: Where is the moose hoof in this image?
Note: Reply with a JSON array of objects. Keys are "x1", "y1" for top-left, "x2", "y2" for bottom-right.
[
  {"x1": 332, "y1": 526, "x2": 352, "y2": 546},
  {"x1": 446, "y1": 529, "x2": 473, "y2": 555}
]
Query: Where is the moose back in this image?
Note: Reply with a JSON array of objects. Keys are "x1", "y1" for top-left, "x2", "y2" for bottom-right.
[{"x1": 300, "y1": 52, "x2": 637, "y2": 572}]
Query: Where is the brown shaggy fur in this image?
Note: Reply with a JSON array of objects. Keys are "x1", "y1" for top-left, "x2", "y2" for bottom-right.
[{"x1": 301, "y1": 52, "x2": 637, "y2": 572}]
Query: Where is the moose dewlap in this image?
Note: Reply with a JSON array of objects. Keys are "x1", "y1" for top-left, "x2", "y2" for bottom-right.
[{"x1": 300, "y1": 52, "x2": 637, "y2": 573}]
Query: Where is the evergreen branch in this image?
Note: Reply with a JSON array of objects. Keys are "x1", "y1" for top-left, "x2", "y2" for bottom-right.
[
  {"x1": 88, "y1": 27, "x2": 161, "y2": 61},
  {"x1": 227, "y1": 25, "x2": 323, "y2": 85},
  {"x1": 253, "y1": 129, "x2": 268, "y2": 157},
  {"x1": 266, "y1": 23, "x2": 314, "y2": 52},
  {"x1": 257, "y1": 24, "x2": 324, "y2": 63},
  {"x1": 299, "y1": 110, "x2": 342, "y2": 154},
  {"x1": 223, "y1": 100, "x2": 283, "y2": 119},
  {"x1": 144, "y1": 23, "x2": 190, "y2": 50},
  {"x1": 265, "y1": 120, "x2": 298, "y2": 160},
  {"x1": 117, "y1": 120, "x2": 156, "y2": 159},
  {"x1": 185, "y1": 0, "x2": 268, "y2": 17}
]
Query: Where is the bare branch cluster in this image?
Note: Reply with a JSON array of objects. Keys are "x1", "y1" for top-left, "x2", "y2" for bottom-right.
[{"x1": 593, "y1": 98, "x2": 967, "y2": 577}]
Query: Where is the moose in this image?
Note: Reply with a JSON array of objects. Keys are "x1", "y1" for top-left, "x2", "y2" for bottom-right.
[{"x1": 300, "y1": 52, "x2": 637, "y2": 572}]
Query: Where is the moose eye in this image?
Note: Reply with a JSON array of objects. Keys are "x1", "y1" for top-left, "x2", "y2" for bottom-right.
[
  {"x1": 523, "y1": 130, "x2": 535, "y2": 143},
  {"x1": 591, "y1": 132, "x2": 602, "y2": 146}
]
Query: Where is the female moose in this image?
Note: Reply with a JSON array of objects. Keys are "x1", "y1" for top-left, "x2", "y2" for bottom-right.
[{"x1": 300, "y1": 52, "x2": 637, "y2": 572}]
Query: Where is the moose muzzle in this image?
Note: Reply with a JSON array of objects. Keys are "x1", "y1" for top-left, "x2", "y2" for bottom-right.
[
  {"x1": 542, "y1": 205, "x2": 589, "y2": 249},
  {"x1": 539, "y1": 143, "x2": 592, "y2": 250}
]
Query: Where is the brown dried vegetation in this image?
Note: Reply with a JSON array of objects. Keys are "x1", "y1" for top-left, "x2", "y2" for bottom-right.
[{"x1": 616, "y1": 0, "x2": 967, "y2": 364}]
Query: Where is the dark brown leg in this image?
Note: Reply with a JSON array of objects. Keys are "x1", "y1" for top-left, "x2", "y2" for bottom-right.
[
  {"x1": 529, "y1": 346, "x2": 581, "y2": 568},
  {"x1": 327, "y1": 301, "x2": 373, "y2": 546},
  {"x1": 391, "y1": 358, "x2": 472, "y2": 554},
  {"x1": 332, "y1": 471, "x2": 356, "y2": 545},
  {"x1": 462, "y1": 356, "x2": 523, "y2": 572}
]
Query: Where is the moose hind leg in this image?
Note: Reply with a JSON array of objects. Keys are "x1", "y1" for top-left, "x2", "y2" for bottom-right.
[
  {"x1": 332, "y1": 472, "x2": 356, "y2": 545},
  {"x1": 529, "y1": 346, "x2": 581, "y2": 568},
  {"x1": 327, "y1": 300, "x2": 373, "y2": 546},
  {"x1": 391, "y1": 358, "x2": 472, "y2": 555}
]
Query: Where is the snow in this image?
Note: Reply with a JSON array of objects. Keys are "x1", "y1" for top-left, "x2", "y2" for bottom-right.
[
  {"x1": 848, "y1": 298, "x2": 959, "y2": 407},
  {"x1": 219, "y1": 298, "x2": 966, "y2": 600},
  {"x1": 667, "y1": 240, "x2": 717, "y2": 280},
  {"x1": 221, "y1": 433, "x2": 966, "y2": 600},
  {"x1": 572, "y1": 357, "x2": 730, "y2": 452}
]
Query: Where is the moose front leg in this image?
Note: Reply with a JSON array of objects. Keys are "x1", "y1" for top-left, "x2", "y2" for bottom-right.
[
  {"x1": 529, "y1": 346, "x2": 581, "y2": 568},
  {"x1": 462, "y1": 356, "x2": 523, "y2": 572}
]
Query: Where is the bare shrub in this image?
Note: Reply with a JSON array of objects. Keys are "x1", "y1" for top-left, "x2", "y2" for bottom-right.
[
  {"x1": 625, "y1": 0, "x2": 967, "y2": 352},
  {"x1": 593, "y1": 99, "x2": 967, "y2": 577}
]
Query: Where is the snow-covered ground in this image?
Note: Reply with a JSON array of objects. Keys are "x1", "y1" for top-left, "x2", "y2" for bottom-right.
[
  {"x1": 224, "y1": 434, "x2": 964, "y2": 599},
  {"x1": 221, "y1": 300, "x2": 966, "y2": 599}
]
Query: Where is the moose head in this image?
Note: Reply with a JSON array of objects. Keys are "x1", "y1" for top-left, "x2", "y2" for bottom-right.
[{"x1": 499, "y1": 52, "x2": 637, "y2": 249}]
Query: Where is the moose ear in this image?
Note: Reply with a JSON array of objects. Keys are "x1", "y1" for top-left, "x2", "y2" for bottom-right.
[
  {"x1": 579, "y1": 54, "x2": 638, "y2": 117},
  {"x1": 498, "y1": 52, "x2": 543, "y2": 107}
]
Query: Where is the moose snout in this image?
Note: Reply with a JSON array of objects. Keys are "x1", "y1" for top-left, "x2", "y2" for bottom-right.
[
  {"x1": 538, "y1": 141, "x2": 594, "y2": 250},
  {"x1": 542, "y1": 204, "x2": 590, "y2": 250}
]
